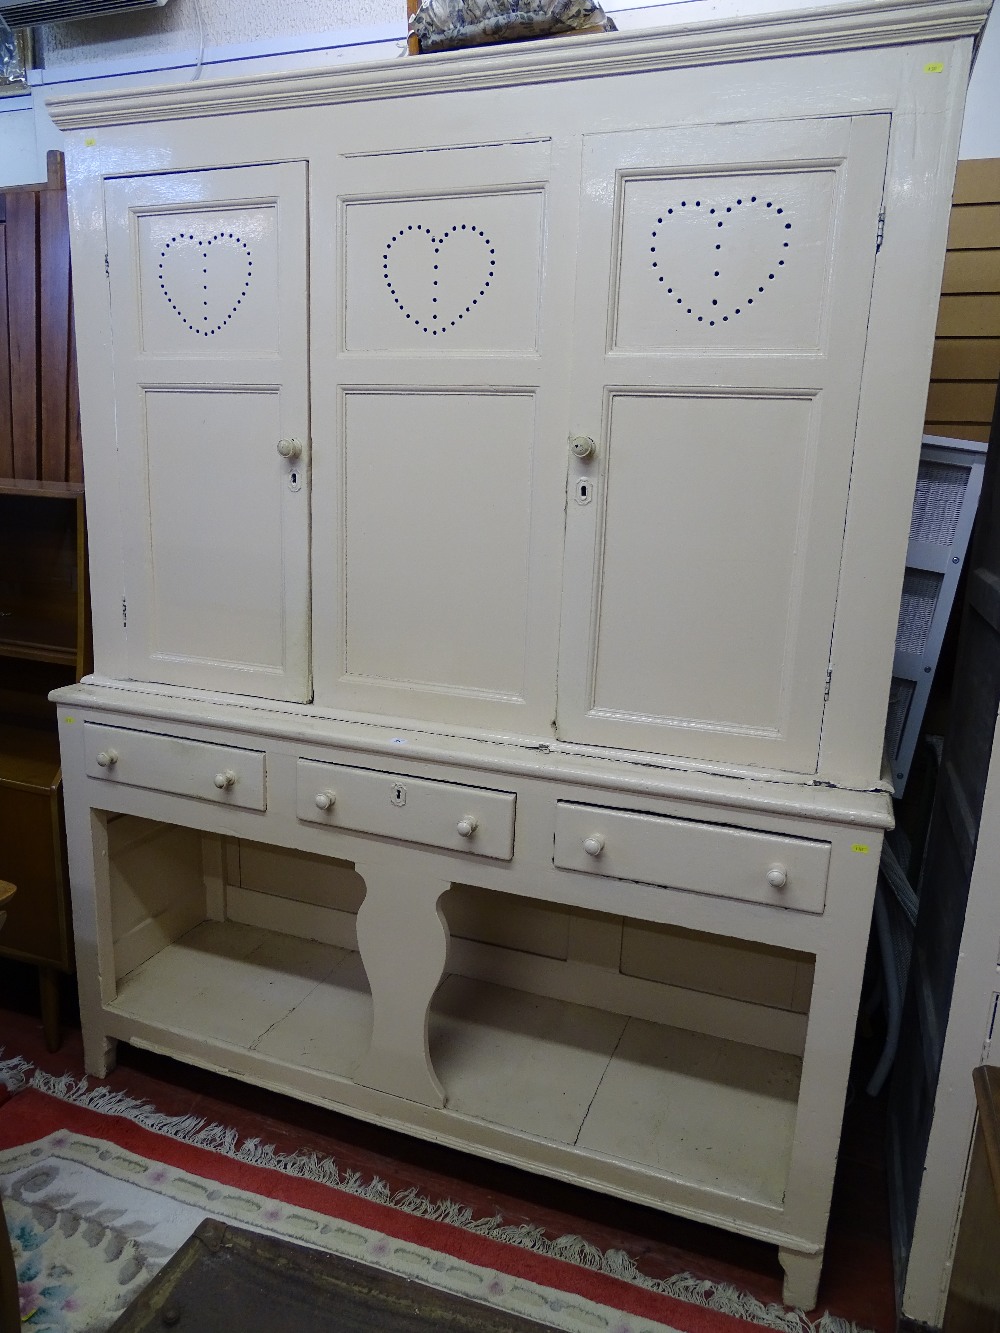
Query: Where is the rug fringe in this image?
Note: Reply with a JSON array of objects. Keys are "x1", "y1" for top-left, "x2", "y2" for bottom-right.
[
  {"x1": 26, "y1": 1068, "x2": 871, "y2": 1333},
  {"x1": 0, "y1": 1050, "x2": 33, "y2": 1094}
]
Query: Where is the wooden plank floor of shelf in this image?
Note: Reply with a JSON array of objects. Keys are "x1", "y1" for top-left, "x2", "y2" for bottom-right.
[{"x1": 108, "y1": 917, "x2": 800, "y2": 1218}]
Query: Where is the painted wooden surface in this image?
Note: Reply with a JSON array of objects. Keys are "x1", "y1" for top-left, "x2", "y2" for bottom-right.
[
  {"x1": 47, "y1": 1, "x2": 985, "y2": 1312},
  {"x1": 317, "y1": 137, "x2": 570, "y2": 737},
  {"x1": 55, "y1": 687, "x2": 888, "y2": 1311},
  {"x1": 297, "y1": 760, "x2": 516, "y2": 860},
  {"x1": 85, "y1": 723, "x2": 267, "y2": 809},
  {"x1": 558, "y1": 114, "x2": 889, "y2": 770},
  {"x1": 103, "y1": 163, "x2": 310, "y2": 701},
  {"x1": 553, "y1": 801, "x2": 830, "y2": 912},
  {"x1": 55, "y1": 23, "x2": 976, "y2": 786}
]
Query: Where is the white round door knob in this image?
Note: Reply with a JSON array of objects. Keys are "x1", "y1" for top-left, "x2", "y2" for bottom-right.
[
  {"x1": 583, "y1": 834, "x2": 606, "y2": 857},
  {"x1": 456, "y1": 816, "x2": 478, "y2": 838},
  {"x1": 766, "y1": 864, "x2": 788, "y2": 890},
  {"x1": 213, "y1": 770, "x2": 236, "y2": 790},
  {"x1": 571, "y1": 435, "x2": 596, "y2": 459},
  {"x1": 96, "y1": 749, "x2": 118, "y2": 769},
  {"x1": 314, "y1": 790, "x2": 336, "y2": 811},
  {"x1": 277, "y1": 438, "x2": 303, "y2": 460}
]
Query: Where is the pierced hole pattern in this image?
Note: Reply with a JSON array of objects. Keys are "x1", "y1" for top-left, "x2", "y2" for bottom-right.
[
  {"x1": 383, "y1": 224, "x2": 495, "y2": 335},
  {"x1": 159, "y1": 232, "x2": 253, "y2": 337},
  {"x1": 650, "y1": 197, "x2": 791, "y2": 328}
]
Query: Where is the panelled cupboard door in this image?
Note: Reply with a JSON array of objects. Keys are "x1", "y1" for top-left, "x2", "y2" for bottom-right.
[
  {"x1": 103, "y1": 163, "x2": 311, "y2": 702},
  {"x1": 310, "y1": 139, "x2": 574, "y2": 736},
  {"x1": 558, "y1": 115, "x2": 890, "y2": 773}
]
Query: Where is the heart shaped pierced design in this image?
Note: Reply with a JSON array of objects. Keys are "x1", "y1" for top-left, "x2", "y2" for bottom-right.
[
  {"x1": 159, "y1": 231, "x2": 254, "y2": 338},
  {"x1": 649, "y1": 195, "x2": 793, "y2": 327},
  {"x1": 383, "y1": 224, "x2": 496, "y2": 336}
]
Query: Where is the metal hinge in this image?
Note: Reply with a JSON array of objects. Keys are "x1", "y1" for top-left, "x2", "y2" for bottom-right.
[
  {"x1": 824, "y1": 667, "x2": 833, "y2": 702},
  {"x1": 122, "y1": 597, "x2": 127, "y2": 629},
  {"x1": 105, "y1": 252, "x2": 110, "y2": 278},
  {"x1": 876, "y1": 211, "x2": 885, "y2": 254}
]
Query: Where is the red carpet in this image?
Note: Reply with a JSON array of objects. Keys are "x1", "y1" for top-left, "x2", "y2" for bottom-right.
[{"x1": 0, "y1": 1066, "x2": 867, "y2": 1333}]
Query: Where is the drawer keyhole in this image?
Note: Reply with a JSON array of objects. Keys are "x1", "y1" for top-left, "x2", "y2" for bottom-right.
[{"x1": 391, "y1": 784, "x2": 407, "y2": 807}]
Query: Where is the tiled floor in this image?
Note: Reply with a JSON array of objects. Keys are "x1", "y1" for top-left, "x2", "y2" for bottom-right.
[{"x1": 0, "y1": 988, "x2": 897, "y2": 1333}]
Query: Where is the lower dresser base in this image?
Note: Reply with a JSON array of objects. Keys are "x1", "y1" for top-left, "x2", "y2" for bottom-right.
[{"x1": 54, "y1": 685, "x2": 893, "y2": 1312}]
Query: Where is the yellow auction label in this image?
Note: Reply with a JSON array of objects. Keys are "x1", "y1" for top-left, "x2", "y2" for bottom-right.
[
  {"x1": 852, "y1": 843, "x2": 870, "y2": 854},
  {"x1": 924, "y1": 62, "x2": 945, "y2": 73}
]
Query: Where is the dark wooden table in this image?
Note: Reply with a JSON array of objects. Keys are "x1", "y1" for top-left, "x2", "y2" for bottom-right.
[{"x1": 110, "y1": 1219, "x2": 559, "y2": 1332}]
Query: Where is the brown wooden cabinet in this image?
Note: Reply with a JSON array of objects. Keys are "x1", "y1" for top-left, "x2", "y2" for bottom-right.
[
  {"x1": 0, "y1": 153, "x2": 86, "y2": 1050},
  {"x1": 0, "y1": 481, "x2": 89, "y2": 1048}
]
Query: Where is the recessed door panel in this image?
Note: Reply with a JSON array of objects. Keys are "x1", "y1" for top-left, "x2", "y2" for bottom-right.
[
  {"x1": 341, "y1": 390, "x2": 534, "y2": 700},
  {"x1": 558, "y1": 114, "x2": 890, "y2": 771},
  {"x1": 142, "y1": 388, "x2": 287, "y2": 674},
  {"x1": 591, "y1": 391, "x2": 816, "y2": 734},
  {"x1": 615, "y1": 168, "x2": 837, "y2": 351},
  {"x1": 345, "y1": 190, "x2": 544, "y2": 353},
  {"x1": 104, "y1": 162, "x2": 309, "y2": 701},
  {"x1": 136, "y1": 205, "x2": 279, "y2": 356}
]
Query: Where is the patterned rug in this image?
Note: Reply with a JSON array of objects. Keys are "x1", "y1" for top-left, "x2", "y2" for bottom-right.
[{"x1": 0, "y1": 1055, "x2": 864, "y2": 1333}]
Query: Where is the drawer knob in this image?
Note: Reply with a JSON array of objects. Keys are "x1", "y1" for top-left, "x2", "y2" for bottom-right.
[
  {"x1": 214, "y1": 770, "x2": 237, "y2": 790},
  {"x1": 315, "y1": 790, "x2": 336, "y2": 811},
  {"x1": 96, "y1": 748, "x2": 119, "y2": 769},
  {"x1": 277, "y1": 438, "x2": 303, "y2": 460},
  {"x1": 456, "y1": 816, "x2": 478, "y2": 839},
  {"x1": 583, "y1": 834, "x2": 606, "y2": 858},
  {"x1": 766, "y1": 864, "x2": 788, "y2": 890}
]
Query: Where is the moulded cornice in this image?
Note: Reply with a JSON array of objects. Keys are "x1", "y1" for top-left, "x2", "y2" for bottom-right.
[{"x1": 47, "y1": 0, "x2": 990, "y2": 129}]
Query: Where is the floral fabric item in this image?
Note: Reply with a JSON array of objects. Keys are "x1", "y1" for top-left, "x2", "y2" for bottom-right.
[{"x1": 409, "y1": 0, "x2": 614, "y2": 52}]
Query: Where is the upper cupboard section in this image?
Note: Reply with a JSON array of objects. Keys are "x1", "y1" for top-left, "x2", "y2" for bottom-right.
[
  {"x1": 96, "y1": 112, "x2": 891, "y2": 776},
  {"x1": 344, "y1": 189, "x2": 544, "y2": 353}
]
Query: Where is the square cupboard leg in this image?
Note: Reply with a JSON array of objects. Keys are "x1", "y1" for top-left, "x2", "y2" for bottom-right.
[
  {"x1": 83, "y1": 1032, "x2": 118, "y2": 1079},
  {"x1": 353, "y1": 855, "x2": 451, "y2": 1108},
  {"x1": 779, "y1": 1247, "x2": 822, "y2": 1311}
]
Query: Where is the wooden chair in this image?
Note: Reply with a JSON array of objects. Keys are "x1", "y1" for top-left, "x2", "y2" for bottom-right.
[{"x1": 0, "y1": 878, "x2": 23, "y2": 1333}]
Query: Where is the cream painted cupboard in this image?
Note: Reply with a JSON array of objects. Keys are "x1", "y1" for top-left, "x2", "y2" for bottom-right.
[{"x1": 49, "y1": 0, "x2": 989, "y2": 1312}]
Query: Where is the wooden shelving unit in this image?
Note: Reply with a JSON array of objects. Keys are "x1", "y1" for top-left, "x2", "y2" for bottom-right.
[
  {"x1": 0, "y1": 154, "x2": 87, "y2": 1050},
  {"x1": 0, "y1": 483, "x2": 88, "y2": 1046}
]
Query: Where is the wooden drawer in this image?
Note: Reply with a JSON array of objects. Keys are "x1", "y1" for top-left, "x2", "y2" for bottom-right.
[
  {"x1": 297, "y1": 760, "x2": 516, "y2": 860},
  {"x1": 553, "y1": 802, "x2": 830, "y2": 913},
  {"x1": 84, "y1": 724, "x2": 266, "y2": 811}
]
